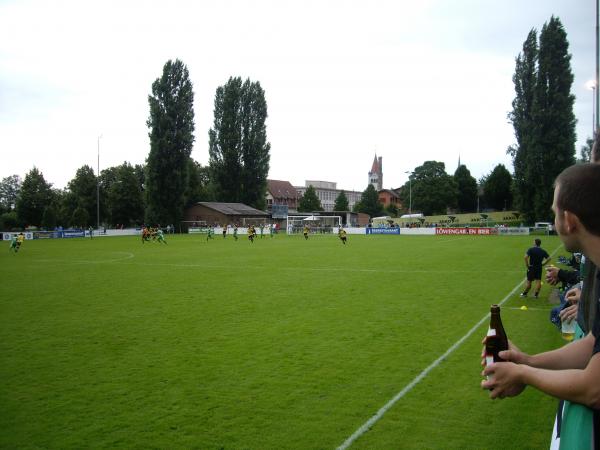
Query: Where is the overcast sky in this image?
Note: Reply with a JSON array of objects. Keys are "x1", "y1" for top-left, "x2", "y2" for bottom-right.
[{"x1": 0, "y1": 0, "x2": 594, "y2": 192}]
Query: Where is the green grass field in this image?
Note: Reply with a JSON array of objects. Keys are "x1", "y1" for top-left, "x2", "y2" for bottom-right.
[{"x1": 1, "y1": 232, "x2": 567, "y2": 449}]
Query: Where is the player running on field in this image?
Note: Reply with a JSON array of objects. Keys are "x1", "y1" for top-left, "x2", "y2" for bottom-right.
[
  {"x1": 15, "y1": 232, "x2": 24, "y2": 252},
  {"x1": 156, "y1": 228, "x2": 167, "y2": 244},
  {"x1": 269, "y1": 223, "x2": 274, "y2": 238},
  {"x1": 303, "y1": 225, "x2": 310, "y2": 240},
  {"x1": 142, "y1": 227, "x2": 151, "y2": 243},
  {"x1": 338, "y1": 227, "x2": 347, "y2": 245},
  {"x1": 248, "y1": 225, "x2": 256, "y2": 243},
  {"x1": 207, "y1": 226, "x2": 214, "y2": 241},
  {"x1": 9, "y1": 235, "x2": 18, "y2": 253},
  {"x1": 222, "y1": 225, "x2": 227, "y2": 239},
  {"x1": 233, "y1": 225, "x2": 238, "y2": 241}
]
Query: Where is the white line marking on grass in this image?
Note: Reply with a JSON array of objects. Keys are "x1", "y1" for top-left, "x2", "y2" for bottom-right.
[
  {"x1": 336, "y1": 243, "x2": 564, "y2": 450},
  {"x1": 35, "y1": 251, "x2": 135, "y2": 265},
  {"x1": 96, "y1": 260, "x2": 521, "y2": 275}
]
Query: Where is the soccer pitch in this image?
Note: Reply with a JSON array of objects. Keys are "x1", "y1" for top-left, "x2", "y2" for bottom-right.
[{"x1": 1, "y1": 233, "x2": 565, "y2": 449}]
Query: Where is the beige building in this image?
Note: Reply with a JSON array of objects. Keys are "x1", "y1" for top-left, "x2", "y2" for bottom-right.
[{"x1": 295, "y1": 180, "x2": 362, "y2": 212}]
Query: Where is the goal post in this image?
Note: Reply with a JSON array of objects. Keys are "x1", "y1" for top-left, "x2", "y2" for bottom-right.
[{"x1": 286, "y1": 215, "x2": 341, "y2": 235}]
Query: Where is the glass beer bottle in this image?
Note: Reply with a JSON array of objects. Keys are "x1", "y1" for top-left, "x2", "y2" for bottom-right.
[{"x1": 485, "y1": 304, "x2": 509, "y2": 366}]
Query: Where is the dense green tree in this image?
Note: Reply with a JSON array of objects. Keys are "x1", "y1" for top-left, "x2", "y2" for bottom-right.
[
  {"x1": 51, "y1": 188, "x2": 71, "y2": 227},
  {"x1": 41, "y1": 205, "x2": 58, "y2": 230},
  {"x1": 0, "y1": 175, "x2": 21, "y2": 212},
  {"x1": 146, "y1": 59, "x2": 195, "y2": 225},
  {"x1": 71, "y1": 206, "x2": 89, "y2": 228},
  {"x1": 209, "y1": 77, "x2": 271, "y2": 210},
  {"x1": 298, "y1": 185, "x2": 323, "y2": 212},
  {"x1": 453, "y1": 164, "x2": 478, "y2": 213},
  {"x1": 185, "y1": 159, "x2": 213, "y2": 207},
  {"x1": 483, "y1": 164, "x2": 514, "y2": 211},
  {"x1": 579, "y1": 137, "x2": 594, "y2": 163},
  {"x1": 400, "y1": 161, "x2": 457, "y2": 216},
  {"x1": 354, "y1": 184, "x2": 384, "y2": 218},
  {"x1": 334, "y1": 190, "x2": 349, "y2": 211},
  {"x1": 105, "y1": 163, "x2": 145, "y2": 227},
  {"x1": 67, "y1": 165, "x2": 97, "y2": 227},
  {"x1": 16, "y1": 167, "x2": 53, "y2": 227},
  {"x1": 508, "y1": 17, "x2": 576, "y2": 222},
  {"x1": 533, "y1": 16, "x2": 576, "y2": 220},
  {"x1": 0, "y1": 211, "x2": 18, "y2": 230}
]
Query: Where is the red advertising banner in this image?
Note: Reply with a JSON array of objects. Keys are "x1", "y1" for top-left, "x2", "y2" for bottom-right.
[{"x1": 435, "y1": 227, "x2": 497, "y2": 235}]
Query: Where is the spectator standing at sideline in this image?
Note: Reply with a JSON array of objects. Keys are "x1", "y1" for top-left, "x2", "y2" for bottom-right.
[
  {"x1": 481, "y1": 163, "x2": 600, "y2": 449},
  {"x1": 520, "y1": 238, "x2": 551, "y2": 298}
]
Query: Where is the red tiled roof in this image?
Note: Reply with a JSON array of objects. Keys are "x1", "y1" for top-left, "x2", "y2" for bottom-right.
[{"x1": 267, "y1": 179, "x2": 298, "y2": 199}]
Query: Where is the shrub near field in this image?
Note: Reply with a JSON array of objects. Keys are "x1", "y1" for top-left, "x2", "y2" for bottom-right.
[{"x1": 0, "y1": 234, "x2": 564, "y2": 449}]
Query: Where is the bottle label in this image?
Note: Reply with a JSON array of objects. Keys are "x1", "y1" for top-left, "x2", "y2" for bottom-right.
[
  {"x1": 487, "y1": 328, "x2": 496, "y2": 337},
  {"x1": 485, "y1": 355, "x2": 494, "y2": 366}
]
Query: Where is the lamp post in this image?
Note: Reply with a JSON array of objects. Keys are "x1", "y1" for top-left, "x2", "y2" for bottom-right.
[
  {"x1": 97, "y1": 135, "x2": 102, "y2": 231},
  {"x1": 587, "y1": 80, "x2": 597, "y2": 137},
  {"x1": 404, "y1": 170, "x2": 412, "y2": 216}
]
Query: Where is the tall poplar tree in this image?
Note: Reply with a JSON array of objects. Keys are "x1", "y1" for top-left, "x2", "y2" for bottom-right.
[
  {"x1": 508, "y1": 17, "x2": 575, "y2": 222},
  {"x1": 533, "y1": 16, "x2": 576, "y2": 220},
  {"x1": 508, "y1": 29, "x2": 538, "y2": 222},
  {"x1": 146, "y1": 59, "x2": 195, "y2": 225},
  {"x1": 209, "y1": 77, "x2": 271, "y2": 210}
]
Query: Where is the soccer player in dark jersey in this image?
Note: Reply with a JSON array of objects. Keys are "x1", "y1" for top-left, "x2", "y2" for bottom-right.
[{"x1": 520, "y1": 238, "x2": 551, "y2": 298}]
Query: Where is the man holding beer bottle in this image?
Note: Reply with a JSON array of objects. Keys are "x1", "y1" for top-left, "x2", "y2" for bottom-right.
[{"x1": 481, "y1": 163, "x2": 600, "y2": 449}]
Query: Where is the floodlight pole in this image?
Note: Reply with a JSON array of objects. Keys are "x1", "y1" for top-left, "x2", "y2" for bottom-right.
[
  {"x1": 97, "y1": 135, "x2": 102, "y2": 230},
  {"x1": 593, "y1": 86, "x2": 597, "y2": 136},
  {"x1": 404, "y1": 171, "x2": 412, "y2": 216}
]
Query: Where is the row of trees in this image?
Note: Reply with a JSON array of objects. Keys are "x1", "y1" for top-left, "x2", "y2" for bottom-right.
[
  {"x1": 295, "y1": 160, "x2": 513, "y2": 218},
  {"x1": 145, "y1": 61, "x2": 270, "y2": 225},
  {"x1": 0, "y1": 16, "x2": 583, "y2": 228},
  {"x1": 1, "y1": 59, "x2": 271, "y2": 230}
]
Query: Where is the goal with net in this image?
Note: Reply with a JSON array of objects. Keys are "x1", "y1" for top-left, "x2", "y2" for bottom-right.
[{"x1": 286, "y1": 215, "x2": 341, "y2": 235}]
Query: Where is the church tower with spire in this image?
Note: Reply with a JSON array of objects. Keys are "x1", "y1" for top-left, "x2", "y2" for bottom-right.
[{"x1": 368, "y1": 154, "x2": 383, "y2": 191}]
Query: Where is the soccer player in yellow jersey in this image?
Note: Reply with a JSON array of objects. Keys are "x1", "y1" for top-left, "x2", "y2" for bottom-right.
[
  {"x1": 15, "y1": 232, "x2": 24, "y2": 252},
  {"x1": 338, "y1": 227, "x2": 347, "y2": 245},
  {"x1": 303, "y1": 225, "x2": 309, "y2": 240}
]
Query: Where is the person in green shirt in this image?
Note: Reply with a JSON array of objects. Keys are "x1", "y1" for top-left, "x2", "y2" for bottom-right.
[
  {"x1": 206, "y1": 227, "x2": 214, "y2": 241},
  {"x1": 233, "y1": 225, "x2": 238, "y2": 241},
  {"x1": 9, "y1": 235, "x2": 18, "y2": 253},
  {"x1": 157, "y1": 229, "x2": 167, "y2": 244}
]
